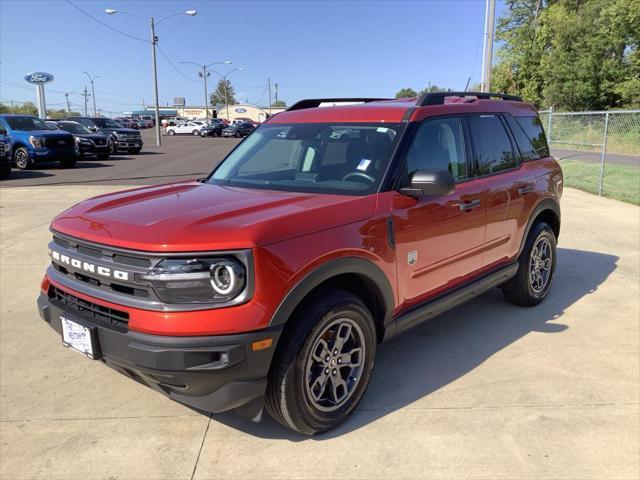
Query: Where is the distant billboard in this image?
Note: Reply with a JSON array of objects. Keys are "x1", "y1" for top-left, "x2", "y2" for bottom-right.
[{"x1": 173, "y1": 97, "x2": 186, "y2": 106}]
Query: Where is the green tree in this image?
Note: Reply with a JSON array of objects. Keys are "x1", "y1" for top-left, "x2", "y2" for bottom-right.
[
  {"x1": 395, "y1": 88, "x2": 418, "y2": 98},
  {"x1": 417, "y1": 85, "x2": 454, "y2": 96},
  {"x1": 493, "y1": 0, "x2": 640, "y2": 110},
  {"x1": 271, "y1": 100, "x2": 287, "y2": 107},
  {"x1": 209, "y1": 79, "x2": 237, "y2": 106}
]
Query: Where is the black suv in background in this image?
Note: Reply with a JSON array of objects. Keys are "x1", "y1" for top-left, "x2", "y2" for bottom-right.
[
  {"x1": 221, "y1": 122, "x2": 255, "y2": 138},
  {"x1": 68, "y1": 117, "x2": 143, "y2": 154},
  {"x1": 54, "y1": 121, "x2": 111, "y2": 160},
  {"x1": 0, "y1": 128, "x2": 12, "y2": 178}
]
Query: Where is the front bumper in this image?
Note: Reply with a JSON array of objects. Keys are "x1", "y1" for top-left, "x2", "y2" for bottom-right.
[
  {"x1": 115, "y1": 138, "x2": 143, "y2": 150},
  {"x1": 32, "y1": 147, "x2": 77, "y2": 162},
  {"x1": 37, "y1": 292, "x2": 282, "y2": 416},
  {"x1": 79, "y1": 143, "x2": 110, "y2": 155}
]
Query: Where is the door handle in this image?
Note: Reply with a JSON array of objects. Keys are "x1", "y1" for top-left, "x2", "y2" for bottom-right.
[
  {"x1": 518, "y1": 185, "x2": 534, "y2": 195},
  {"x1": 458, "y1": 199, "x2": 481, "y2": 211}
]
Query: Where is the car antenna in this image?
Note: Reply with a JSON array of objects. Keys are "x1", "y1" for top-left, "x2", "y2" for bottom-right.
[{"x1": 464, "y1": 77, "x2": 471, "y2": 92}]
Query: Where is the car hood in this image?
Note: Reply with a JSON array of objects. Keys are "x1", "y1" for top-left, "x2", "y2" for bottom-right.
[
  {"x1": 19, "y1": 129, "x2": 73, "y2": 137},
  {"x1": 77, "y1": 133, "x2": 108, "y2": 141},
  {"x1": 51, "y1": 181, "x2": 377, "y2": 252}
]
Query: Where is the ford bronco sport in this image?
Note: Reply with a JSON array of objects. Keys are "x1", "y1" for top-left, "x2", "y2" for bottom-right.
[{"x1": 38, "y1": 92, "x2": 562, "y2": 435}]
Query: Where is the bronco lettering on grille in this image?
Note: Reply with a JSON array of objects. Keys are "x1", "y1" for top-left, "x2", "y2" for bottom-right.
[{"x1": 51, "y1": 250, "x2": 130, "y2": 281}]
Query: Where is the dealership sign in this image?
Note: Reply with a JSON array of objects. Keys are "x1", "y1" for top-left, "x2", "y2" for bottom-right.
[
  {"x1": 235, "y1": 108, "x2": 247, "y2": 113},
  {"x1": 24, "y1": 72, "x2": 54, "y2": 84}
]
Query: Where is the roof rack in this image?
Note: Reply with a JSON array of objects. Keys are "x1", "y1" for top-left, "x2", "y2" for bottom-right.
[
  {"x1": 286, "y1": 98, "x2": 392, "y2": 112},
  {"x1": 417, "y1": 91, "x2": 523, "y2": 106}
]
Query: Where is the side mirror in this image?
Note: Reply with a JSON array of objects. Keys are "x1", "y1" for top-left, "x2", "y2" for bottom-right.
[
  {"x1": 399, "y1": 169, "x2": 455, "y2": 197},
  {"x1": 0, "y1": 128, "x2": 7, "y2": 136},
  {"x1": 90, "y1": 126, "x2": 98, "y2": 132}
]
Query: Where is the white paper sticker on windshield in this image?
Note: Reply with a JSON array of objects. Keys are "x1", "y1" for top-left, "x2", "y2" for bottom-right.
[
  {"x1": 357, "y1": 159, "x2": 372, "y2": 171},
  {"x1": 376, "y1": 127, "x2": 389, "y2": 133}
]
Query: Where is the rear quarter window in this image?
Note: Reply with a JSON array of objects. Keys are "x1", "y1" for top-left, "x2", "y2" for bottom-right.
[{"x1": 513, "y1": 116, "x2": 550, "y2": 159}]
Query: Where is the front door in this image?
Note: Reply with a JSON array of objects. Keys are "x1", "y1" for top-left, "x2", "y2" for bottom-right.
[{"x1": 392, "y1": 116, "x2": 486, "y2": 310}]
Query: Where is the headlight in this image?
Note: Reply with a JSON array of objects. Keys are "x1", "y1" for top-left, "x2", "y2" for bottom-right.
[
  {"x1": 29, "y1": 136, "x2": 45, "y2": 147},
  {"x1": 140, "y1": 257, "x2": 247, "y2": 304}
]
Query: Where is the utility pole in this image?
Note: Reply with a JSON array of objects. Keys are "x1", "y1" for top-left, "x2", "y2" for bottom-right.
[
  {"x1": 481, "y1": 0, "x2": 496, "y2": 92},
  {"x1": 82, "y1": 86, "x2": 90, "y2": 116},
  {"x1": 84, "y1": 71, "x2": 99, "y2": 116},
  {"x1": 268, "y1": 77, "x2": 272, "y2": 115},
  {"x1": 274, "y1": 83, "x2": 279, "y2": 105},
  {"x1": 65, "y1": 93, "x2": 71, "y2": 113},
  {"x1": 150, "y1": 16, "x2": 161, "y2": 146}
]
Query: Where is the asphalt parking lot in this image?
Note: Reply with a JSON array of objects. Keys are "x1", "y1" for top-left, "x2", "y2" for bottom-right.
[
  {"x1": 0, "y1": 129, "x2": 240, "y2": 188},
  {"x1": 0, "y1": 131, "x2": 638, "y2": 479}
]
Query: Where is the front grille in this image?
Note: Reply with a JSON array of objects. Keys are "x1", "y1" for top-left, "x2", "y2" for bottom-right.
[
  {"x1": 45, "y1": 137, "x2": 74, "y2": 148},
  {"x1": 49, "y1": 285, "x2": 129, "y2": 331},
  {"x1": 0, "y1": 142, "x2": 5, "y2": 155},
  {"x1": 95, "y1": 138, "x2": 107, "y2": 146}
]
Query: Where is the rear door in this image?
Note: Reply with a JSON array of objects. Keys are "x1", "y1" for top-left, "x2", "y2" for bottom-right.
[
  {"x1": 466, "y1": 114, "x2": 525, "y2": 268},
  {"x1": 392, "y1": 116, "x2": 486, "y2": 308}
]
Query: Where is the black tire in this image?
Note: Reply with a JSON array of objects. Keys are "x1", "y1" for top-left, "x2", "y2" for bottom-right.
[
  {"x1": 192, "y1": 129, "x2": 200, "y2": 136},
  {"x1": 168, "y1": 129, "x2": 176, "y2": 136},
  {"x1": 128, "y1": 148, "x2": 141, "y2": 154},
  {"x1": 108, "y1": 139, "x2": 117, "y2": 155},
  {"x1": 265, "y1": 289, "x2": 376, "y2": 435},
  {"x1": 14, "y1": 147, "x2": 32, "y2": 170},
  {"x1": 235, "y1": 131, "x2": 241, "y2": 138},
  {"x1": 96, "y1": 153, "x2": 110, "y2": 160},
  {"x1": 0, "y1": 163, "x2": 11, "y2": 179},
  {"x1": 503, "y1": 222, "x2": 557, "y2": 306},
  {"x1": 59, "y1": 157, "x2": 76, "y2": 169}
]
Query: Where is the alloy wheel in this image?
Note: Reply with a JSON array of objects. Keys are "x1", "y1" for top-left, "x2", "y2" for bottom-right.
[
  {"x1": 529, "y1": 237, "x2": 552, "y2": 293},
  {"x1": 304, "y1": 318, "x2": 366, "y2": 412}
]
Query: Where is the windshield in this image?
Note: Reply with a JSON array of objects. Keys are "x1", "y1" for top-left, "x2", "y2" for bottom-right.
[
  {"x1": 209, "y1": 123, "x2": 404, "y2": 195},
  {"x1": 58, "y1": 122, "x2": 91, "y2": 134},
  {"x1": 93, "y1": 118, "x2": 122, "y2": 129},
  {"x1": 5, "y1": 116, "x2": 49, "y2": 131}
]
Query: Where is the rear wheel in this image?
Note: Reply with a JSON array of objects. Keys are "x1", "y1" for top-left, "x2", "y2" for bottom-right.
[
  {"x1": 265, "y1": 290, "x2": 376, "y2": 435},
  {"x1": 503, "y1": 222, "x2": 556, "y2": 306},
  {"x1": 14, "y1": 147, "x2": 32, "y2": 170},
  {"x1": 235, "y1": 131, "x2": 241, "y2": 138},
  {"x1": 192, "y1": 129, "x2": 200, "y2": 136},
  {"x1": 168, "y1": 129, "x2": 176, "y2": 136}
]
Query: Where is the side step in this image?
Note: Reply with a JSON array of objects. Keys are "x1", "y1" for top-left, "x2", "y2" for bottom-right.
[{"x1": 387, "y1": 262, "x2": 519, "y2": 340}]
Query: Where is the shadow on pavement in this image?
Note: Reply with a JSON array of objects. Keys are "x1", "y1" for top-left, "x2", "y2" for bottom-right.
[
  {"x1": 2, "y1": 170, "x2": 55, "y2": 180},
  {"x1": 213, "y1": 247, "x2": 618, "y2": 440}
]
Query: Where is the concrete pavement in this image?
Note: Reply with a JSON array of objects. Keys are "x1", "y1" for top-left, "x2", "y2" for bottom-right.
[{"x1": 0, "y1": 186, "x2": 638, "y2": 479}]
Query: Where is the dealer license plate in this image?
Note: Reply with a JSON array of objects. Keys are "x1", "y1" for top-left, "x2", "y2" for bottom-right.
[{"x1": 61, "y1": 316, "x2": 97, "y2": 359}]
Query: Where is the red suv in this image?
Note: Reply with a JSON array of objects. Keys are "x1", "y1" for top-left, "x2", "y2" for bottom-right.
[{"x1": 38, "y1": 92, "x2": 562, "y2": 435}]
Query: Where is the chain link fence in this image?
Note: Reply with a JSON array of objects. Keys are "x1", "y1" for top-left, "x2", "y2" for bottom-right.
[{"x1": 538, "y1": 109, "x2": 640, "y2": 205}]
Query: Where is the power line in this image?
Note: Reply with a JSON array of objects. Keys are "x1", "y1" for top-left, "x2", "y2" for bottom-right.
[
  {"x1": 64, "y1": 0, "x2": 149, "y2": 43},
  {"x1": 156, "y1": 45, "x2": 199, "y2": 83}
]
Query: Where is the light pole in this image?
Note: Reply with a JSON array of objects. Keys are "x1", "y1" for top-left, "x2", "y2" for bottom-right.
[
  {"x1": 83, "y1": 71, "x2": 99, "y2": 116},
  {"x1": 180, "y1": 60, "x2": 232, "y2": 120},
  {"x1": 105, "y1": 8, "x2": 197, "y2": 146},
  {"x1": 210, "y1": 68, "x2": 244, "y2": 120}
]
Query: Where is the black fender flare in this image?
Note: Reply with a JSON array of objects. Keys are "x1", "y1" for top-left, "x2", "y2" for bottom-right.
[
  {"x1": 268, "y1": 256, "x2": 395, "y2": 331},
  {"x1": 517, "y1": 197, "x2": 561, "y2": 258}
]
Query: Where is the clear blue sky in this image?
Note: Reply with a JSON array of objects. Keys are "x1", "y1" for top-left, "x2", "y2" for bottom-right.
[{"x1": 0, "y1": 0, "x2": 506, "y2": 115}]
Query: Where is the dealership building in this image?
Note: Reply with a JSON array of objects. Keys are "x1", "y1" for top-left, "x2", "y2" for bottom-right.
[{"x1": 125, "y1": 104, "x2": 285, "y2": 122}]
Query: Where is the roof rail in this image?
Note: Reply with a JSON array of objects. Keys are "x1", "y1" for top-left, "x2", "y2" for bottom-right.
[
  {"x1": 286, "y1": 98, "x2": 391, "y2": 112},
  {"x1": 417, "y1": 91, "x2": 523, "y2": 106}
]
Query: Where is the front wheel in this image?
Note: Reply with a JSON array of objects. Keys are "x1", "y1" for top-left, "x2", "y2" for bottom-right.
[
  {"x1": 167, "y1": 129, "x2": 176, "y2": 136},
  {"x1": 265, "y1": 290, "x2": 376, "y2": 435},
  {"x1": 14, "y1": 147, "x2": 32, "y2": 170},
  {"x1": 503, "y1": 222, "x2": 556, "y2": 306},
  {"x1": 192, "y1": 129, "x2": 200, "y2": 136}
]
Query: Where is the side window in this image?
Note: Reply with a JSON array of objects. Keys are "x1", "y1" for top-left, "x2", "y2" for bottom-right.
[
  {"x1": 514, "y1": 116, "x2": 550, "y2": 158},
  {"x1": 505, "y1": 115, "x2": 539, "y2": 161},
  {"x1": 404, "y1": 117, "x2": 468, "y2": 182},
  {"x1": 467, "y1": 115, "x2": 517, "y2": 175}
]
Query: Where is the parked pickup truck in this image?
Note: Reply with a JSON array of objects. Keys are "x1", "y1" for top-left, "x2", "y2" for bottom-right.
[
  {"x1": 0, "y1": 114, "x2": 76, "y2": 170},
  {"x1": 68, "y1": 116, "x2": 143, "y2": 154},
  {"x1": 38, "y1": 92, "x2": 562, "y2": 435}
]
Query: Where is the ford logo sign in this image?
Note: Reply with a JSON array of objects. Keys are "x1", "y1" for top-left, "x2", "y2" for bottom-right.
[
  {"x1": 24, "y1": 72, "x2": 54, "y2": 84},
  {"x1": 234, "y1": 108, "x2": 247, "y2": 113}
]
